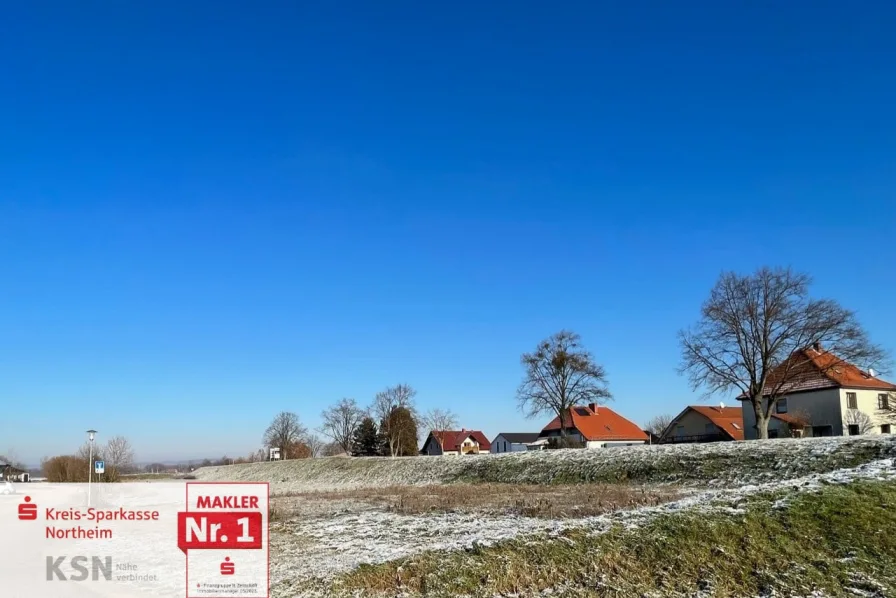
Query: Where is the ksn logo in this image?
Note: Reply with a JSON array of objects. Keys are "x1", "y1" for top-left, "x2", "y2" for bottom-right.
[
  {"x1": 220, "y1": 557, "x2": 235, "y2": 576},
  {"x1": 19, "y1": 496, "x2": 38, "y2": 521}
]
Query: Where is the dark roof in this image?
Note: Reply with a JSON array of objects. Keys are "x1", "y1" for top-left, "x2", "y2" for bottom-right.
[{"x1": 495, "y1": 432, "x2": 541, "y2": 444}]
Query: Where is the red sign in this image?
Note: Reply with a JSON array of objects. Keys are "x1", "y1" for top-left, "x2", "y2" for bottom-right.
[
  {"x1": 177, "y1": 511, "x2": 262, "y2": 553},
  {"x1": 18, "y1": 496, "x2": 37, "y2": 521}
]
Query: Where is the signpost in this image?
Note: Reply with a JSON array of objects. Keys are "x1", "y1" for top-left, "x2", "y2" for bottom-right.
[
  {"x1": 94, "y1": 460, "x2": 105, "y2": 475},
  {"x1": 268, "y1": 448, "x2": 280, "y2": 461}
]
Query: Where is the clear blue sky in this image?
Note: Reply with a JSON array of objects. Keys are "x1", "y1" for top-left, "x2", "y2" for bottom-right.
[{"x1": 2, "y1": 2, "x2": 895, "y2": 465}]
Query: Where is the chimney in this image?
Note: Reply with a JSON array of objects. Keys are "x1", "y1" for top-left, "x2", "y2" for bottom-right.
[
  {"x1": 812, "y1": 341, "x2": 822, "y2": 353},
  {"x1": 588, "y1": 403, "x2": 598, "y2": 413}
]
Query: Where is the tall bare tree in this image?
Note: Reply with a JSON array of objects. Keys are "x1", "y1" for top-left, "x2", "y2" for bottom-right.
[
  {"x1": 372, "y1": 385, "x2": 419, "y2": 456},
  {"x1": 262, "y1": 411, "x2": 309, "y2": 459},
  {"x1": 644, "y1": 414, "x2": 673, "y2": 437},
  {"x1": 320, "y1": 398, "x2": 365, "y2": 453},
  {"x1": 104, "y1": 436, "x2": 135, "y2": 473},
  {"x1": 516, "y1": 330, "x2": 612, "y2": 437},
  {"x1": 420, "y1": 408, "x2": 459, "y2": 433},
  {"x1": 680, "y1": 267, "x2": 888, "y2": 439},
  {"x1": 372, "y1": 384, "x2": 419, "y2": 454},
  {"x1": 372, "y1": 384, "x2": 417, "y2": 420}
]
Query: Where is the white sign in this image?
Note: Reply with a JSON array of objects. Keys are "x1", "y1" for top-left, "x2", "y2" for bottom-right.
[
  {"x1": 94, "y1": 460, "x2": 105, "y2": 474},
  {"x1": 269, "y1": 447, "x2": 280, "y2": 460}
]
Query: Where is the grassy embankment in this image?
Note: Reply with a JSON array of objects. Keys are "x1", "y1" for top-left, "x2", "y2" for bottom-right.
[
  {"x1": 332, "y1": 480, "x2": 896, "y2": 597},
  {"x1": 196, "y1": 435, "x2": 896, "y2": 490}
]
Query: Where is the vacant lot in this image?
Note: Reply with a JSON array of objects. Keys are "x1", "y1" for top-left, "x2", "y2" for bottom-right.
[
  {"x1": 272, "y1": 482, "x2": 681, "y2": 520},
  {"x1": 192, "y1": 436, "x2": 896, "y2": 597}
]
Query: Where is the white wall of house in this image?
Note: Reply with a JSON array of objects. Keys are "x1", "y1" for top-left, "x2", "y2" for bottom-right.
[
  {"x1": 839, "y1": 389, "x2": 894, "y2": 435},
  {"x1": 490, "y1": 435, "x2": 530, "y2": 454},
  {"x1": 741, "y1": 388, "x2": 864, "y2": 440}
]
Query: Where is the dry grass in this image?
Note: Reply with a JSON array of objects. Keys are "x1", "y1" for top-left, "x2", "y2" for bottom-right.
[
  {"x1": 335, "y1": 480, "x2": 896, "y2": 598},
  {"x1": 271, "y1": 483, "x2": 680, "y2": 520}
]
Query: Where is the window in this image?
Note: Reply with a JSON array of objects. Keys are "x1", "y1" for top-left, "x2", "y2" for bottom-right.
[
  {"x1": 848, "y1": 424, "x2": 860, "y2": 436},
  {"x1": 732, "y1": 423, "x2": 741, "y2": 430},
  {"x1": 882, "y1": 425, "x2": 892, "y2": 434},
  {"x1": 776, "y1": 398, "x2": 788, "y2": 414},
  {"x1": 705, "y1": 423, "x2": 716, "y2": 434},
  {"x1": 768, "y1": 429, "x2": 779, "y2": 439},
  {"x1": 878, "y1": 394, "x2": 890, "y2": 410},
  {"x1": 504, "y1": 441, "x2": 508, "y2": 452},
  {"x1": 847, "y1": 392, "x2": 858, "y2": 409},
  {"x1": 676, "y1": 425, "x2": 685, "y2": 437}
]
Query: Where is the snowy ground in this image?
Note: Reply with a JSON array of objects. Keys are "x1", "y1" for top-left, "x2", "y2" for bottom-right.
[{"x1": 191, "y1": 436, "x2": 896, "y2": 596}]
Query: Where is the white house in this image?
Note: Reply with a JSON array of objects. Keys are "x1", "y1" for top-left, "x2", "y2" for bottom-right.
[
  {"x1": 739, "y1": 344, "x2": 896, "y2": 439},
  {"x1": 421, "y1": 430, "x2": 491, "y2": 456},
  {"x1": 490, "y1": 433, "x2": 541, "y2": 453}
]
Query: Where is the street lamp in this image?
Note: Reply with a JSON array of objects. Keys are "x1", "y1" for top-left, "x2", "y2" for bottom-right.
[{"x1": 86, "y1": 430, "x2": 97, "y2": 507}]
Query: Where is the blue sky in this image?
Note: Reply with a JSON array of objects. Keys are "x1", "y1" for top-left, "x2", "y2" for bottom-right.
[{"x1": 1, "y1": 2, "x2": 895, "y2": 464}]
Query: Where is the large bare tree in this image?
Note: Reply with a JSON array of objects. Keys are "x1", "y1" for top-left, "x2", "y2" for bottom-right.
[
  {"x1": 320, "y1": 398, "x2": 365, "y2": 453},
  {"x1": 420, "y1": 408, "x2": 459, "y2": 433},
  {"x1": 104, "y1": 436, "x2": 135, "y2": 473},
  {"x1": 372, "y1": 384, "x2": 419, "y2": 457},
  {"x1": 516, "y1": 330, "x2": 612, "y2": 437},
  {"x1": 680, "y1": 267, "x2": 888, "y2": 439},
  {"x1": 262, "y1": 411, "x2": 309, "y2": 459}
]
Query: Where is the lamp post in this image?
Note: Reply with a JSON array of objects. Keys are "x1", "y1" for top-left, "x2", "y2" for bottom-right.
[{"x1": 86, "y1": 429, "x2": 97, "y2": 507}]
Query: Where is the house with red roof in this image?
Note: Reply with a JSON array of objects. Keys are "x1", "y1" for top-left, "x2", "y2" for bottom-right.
[
  {"x1": 421, "y1": 429, "x2": 491, "y2": 456},
  {"x1": 660, "y1": 404, "x2": 746, "y2": 443},
  {"x1": 538, "y1": 403, "x2": 648, "y2": 448},
  {"x1": 659, "y1": 404, "x2": 802, "y2": 443},
  {"x1": 737, "y1": 343, "x2": 896, "y2": 439}
]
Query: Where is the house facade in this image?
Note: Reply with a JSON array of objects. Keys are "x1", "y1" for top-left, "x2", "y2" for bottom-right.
[
  {"x1": 662, "y1": 405, "x2": 746, "y2": 443},
  {"x1": 539, "y1": 404, "x2": 648, "y2": 448},
  {"x1": 421, "y1": 430, "x2": 491, "y2": 456},
  {"x1": 739, "y1": 345, "x2": 896, "y2": 439},
  {"x1": 490, "y1": 433, "x2": 541, "y2": 453}
]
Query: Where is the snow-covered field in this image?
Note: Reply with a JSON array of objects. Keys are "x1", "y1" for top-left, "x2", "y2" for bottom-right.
[{"x1": 191, "y1": 436, "x2": 896, "y2": 596}]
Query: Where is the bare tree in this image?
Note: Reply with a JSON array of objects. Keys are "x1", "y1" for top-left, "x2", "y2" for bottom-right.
[
  {"x1": 305, "y1": 434, "x2": 325, "y2": 457},
  {"x1": 644, "y1": 414, "x2": 674, "y2": 437},
  {"x1": 320, "y1": 398, "x2": 365, "y2": 453},
  {"x1": 104, "y1": 436, "x2": 135, "y2": 473},
  {"x1": 680, "y1": 267, "x2": 888, "y2": 439},
  {"x1": 372, "y1": 384, "x2": 417, "y2": 421},
  {"x1": 420, "y1": 408, "x2": 459, "y2": 433},
  {"x1": 262, "y1": 411, "x2": 309, "y2": 459},
  {"x1": 372, "y1": 384, "x2": 420, "y2": 455},
  {"x1": 516, "y1": 330, "x2": 612, "y2": 438},
  {"x1": 844, "y1": 409, "x2": 875, "y2": 435}
]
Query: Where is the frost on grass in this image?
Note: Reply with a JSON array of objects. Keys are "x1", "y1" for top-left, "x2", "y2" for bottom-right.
[
  {"x1": 193, "y1": 436, "x2": 896, "y2": 596},
  {"x1": 196, "y1": 435, "x2": 896, "y2": 493}
]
